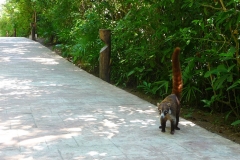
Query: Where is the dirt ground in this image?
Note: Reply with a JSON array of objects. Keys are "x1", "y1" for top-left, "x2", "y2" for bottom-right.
[{"x1": 38, "y1": 39, "x2": 240, "y2": 145}]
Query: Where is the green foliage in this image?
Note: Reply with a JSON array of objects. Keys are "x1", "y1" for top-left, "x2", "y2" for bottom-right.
[
  {"x1": 137, "y1": 80, "x2": 169, "y2": 97},
  {"x1": 231, "y1": 120, "x2": 240, "y2": 126},
  {"x1": 0, "y1": 0, "x2": 32, "y2": 36},
  {"x1": 183, "y1": 108, "x2": 195, "y2": 119},
  {"x1": 0, "y1": 0, "x2": 240, "y2": 123}
]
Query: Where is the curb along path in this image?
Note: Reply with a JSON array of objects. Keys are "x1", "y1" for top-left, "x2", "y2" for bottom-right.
[{"x1": 0, "y1": 37, "x2": 240, "y2": 160}]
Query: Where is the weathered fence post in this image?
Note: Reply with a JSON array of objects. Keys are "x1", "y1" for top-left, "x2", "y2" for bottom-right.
[
  {"x1": 31, "y1": 22, "x2": 36, "y2": 41},
  {"x1": 99, "y1": 29, "x2": 111, "y2": 82},
  {"x1": 31, "y1": 11, "x2": 37, "y2": 41},
  {"x1": 13, "y1": 28, "x2": 16, "y2": 37}
]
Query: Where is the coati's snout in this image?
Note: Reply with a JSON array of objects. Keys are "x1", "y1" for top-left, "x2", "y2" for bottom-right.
[{"x1": 160, "y1": 108, "x2": 171, "y2": 119}]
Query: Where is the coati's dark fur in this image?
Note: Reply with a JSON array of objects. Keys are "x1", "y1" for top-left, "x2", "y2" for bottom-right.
[{"x1": 157, "y1": 47, "x2": 183, "y2": 135}]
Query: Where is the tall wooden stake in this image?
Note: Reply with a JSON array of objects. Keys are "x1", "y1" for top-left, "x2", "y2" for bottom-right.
[
  {"x1": 99, "y1": 29, "x2": 111, "y2": 82},
  {"x1": 31, "y1": 11, "x2": 36, "y2": 41}
]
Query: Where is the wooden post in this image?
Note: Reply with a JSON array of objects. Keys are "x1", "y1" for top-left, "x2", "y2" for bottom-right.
[
  {"x1": 31, "y1": 23, "x2": 36, "y2": 41},
  {"x1": 31, "y1": 22, "x2": 36, "y2": 41},
  {"x1": 31, "y1": 11, "x2": 37, "y2": 41},
  {"x1": 99, "y1": 29, "x2": 111, "y2": 82},
  {"x1": 13, "y1": 28, "x2": 16, "y2": 37}
]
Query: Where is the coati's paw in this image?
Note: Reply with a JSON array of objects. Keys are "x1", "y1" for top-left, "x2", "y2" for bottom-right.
[
  {"x1": 175, "y1": 126, "x2": 180, "y2": 130},
  {"x1": 170, "y1": 131, "x2": 174, "y2": 135},
  {"x1": 160, "y1": 126, "x2": 166, "y2": 132}
]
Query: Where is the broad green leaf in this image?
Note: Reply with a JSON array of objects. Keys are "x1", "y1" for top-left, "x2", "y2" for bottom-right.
[
  {"x1": 219, "y1": 47, "x2": 235, "y2": 58},
  {"x1": 225, "y1": 110, "x2": 232, "y2": 121},
  {"x1": 213, "y1": 74, "x2": 229, "y2": 90},
  {"x1": 227, "y1": 64, "x2": 236, "y2": 72},
  {"x1": 231, "y1": 120, "x2": 240, "y2": 126},
  {"x1": 227, "y1": 75, "x2": 233, "y2": 82},
  {"x1": 216, "y1": 12, "x2": 229, "y2": 29},
  {"x1": 143, "y1": 81, "x2": 148, "y2": 86},
  {"x1": 127, "y1": 70, "x2": 135, "y2": 77},
  {"x1": 217, "y1": 64, "x2": 227, "y2": 72},
  {"x1": 227, "y1": 79, "x2": 240, "y2": 90},
  {"x1": 204, "y1": 7, "x2": 208, "y2": 15},
  {"x1": 204, "y1": 70, "x2": 213, "y2": 78}
]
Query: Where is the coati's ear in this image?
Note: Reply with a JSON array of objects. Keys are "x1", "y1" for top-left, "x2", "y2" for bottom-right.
[
  {"x1": 157, "y1": 103, "x2": 163, "y2": 114},
  {"x1": 159, "y1": 109, "x2": 162, "y2": 114}
]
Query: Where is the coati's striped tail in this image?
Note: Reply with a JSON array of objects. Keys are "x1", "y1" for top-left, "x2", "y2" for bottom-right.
[{"x1": 171, "y1": 47, "x2": 183, "y2": 100}]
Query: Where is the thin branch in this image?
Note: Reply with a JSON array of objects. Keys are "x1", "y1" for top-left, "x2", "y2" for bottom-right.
[
  {"x1": 219, "y1": 0, "x2": 227, "y2": 11},
  {"x1": 230, "y1": 26, "x2": 240, "y2": 67},
  {"x1": 193, "y1": 38, "x2": 230, "y2": 44},
  {"x1": 200, "y1": 4, "x2": 222, "y2": 10}
]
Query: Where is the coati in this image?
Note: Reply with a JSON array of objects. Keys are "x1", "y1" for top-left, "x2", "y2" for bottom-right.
[{"x1": 157, "y1": 47, "x2": 183, "y2": 135}]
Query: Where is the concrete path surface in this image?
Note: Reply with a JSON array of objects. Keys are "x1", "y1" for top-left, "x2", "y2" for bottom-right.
[{"x1": 0, "y1": 37, "x2": 239, "y2": 160}]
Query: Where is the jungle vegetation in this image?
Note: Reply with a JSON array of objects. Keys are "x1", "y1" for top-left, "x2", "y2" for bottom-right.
[{"x1": 0, "y1": 0, "x2": 240, "y2": 126}]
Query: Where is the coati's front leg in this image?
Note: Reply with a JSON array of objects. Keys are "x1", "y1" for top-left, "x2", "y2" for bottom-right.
[
  {"x1": 170, "y1": 119, "x2": 175, "y2": 134},
  {"x1": 160, "y1": 118, "x2": 166, "y2": 132},
  {"x1": 160, "y1": 118, "x2": 175, "y2": 134}
]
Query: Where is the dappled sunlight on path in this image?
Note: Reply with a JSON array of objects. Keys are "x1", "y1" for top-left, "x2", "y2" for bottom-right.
[{"x1": 0, "y1": 38, "x2": 240, "y2": 159}]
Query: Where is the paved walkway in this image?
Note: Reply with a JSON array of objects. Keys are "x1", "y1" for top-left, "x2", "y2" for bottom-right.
[{"x1": 0, "y1": 37, "x2": 239, "y2": 160}]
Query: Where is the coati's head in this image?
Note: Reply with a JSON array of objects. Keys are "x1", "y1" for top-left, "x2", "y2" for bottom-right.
[{"x1": 157, "y1": 103, "x2": 172, "y2": 119}]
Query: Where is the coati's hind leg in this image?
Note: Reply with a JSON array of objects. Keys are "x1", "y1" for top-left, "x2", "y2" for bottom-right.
[{"x1": 175, "y1": 112, "x2": 180, "y2": 130}]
